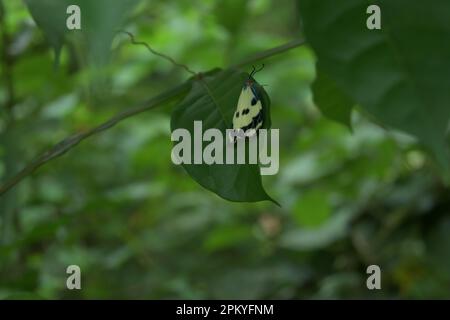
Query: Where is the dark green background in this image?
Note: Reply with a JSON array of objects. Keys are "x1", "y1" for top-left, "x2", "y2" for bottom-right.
[{"x1": 0, "y1": 0, "x2": 449, "y2": 299}]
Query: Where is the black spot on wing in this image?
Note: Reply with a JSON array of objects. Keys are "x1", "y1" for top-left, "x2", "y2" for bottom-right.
[
  {"x1": 251, "y1": 97, "x2": 258, "y2": 106},
  {"x1": 242, "y1": 108, "x2": 250, "y2": 115},
  {"x1": 240, "y1": 109, "x2": 263, "y2": 132},
  {"x1": 235, "y1": 111, "x2": 239, "y2": 118}
]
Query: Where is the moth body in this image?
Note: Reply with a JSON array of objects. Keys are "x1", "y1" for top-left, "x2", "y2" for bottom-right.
[{"x1": 230, "y1": 74, "x2": 265, "y2": 143}]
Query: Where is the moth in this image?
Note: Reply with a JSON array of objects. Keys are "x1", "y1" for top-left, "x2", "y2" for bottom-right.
[{"x1": 229, "y1": 65, "x2": 266, "y2": 143}]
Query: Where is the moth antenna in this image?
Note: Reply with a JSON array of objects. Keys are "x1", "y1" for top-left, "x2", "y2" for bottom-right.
[
  {"x1": 249, "y1": 64, "x2": 265, "y2": 78},
  {"x1": 255, "y1": 64, "x2": 265, "y2": 74},
  {"x1": 249, "y1": 65, "x2": 256, "y2": 79}
]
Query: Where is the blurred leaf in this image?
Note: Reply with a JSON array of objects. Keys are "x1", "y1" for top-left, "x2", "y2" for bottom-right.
[
  {"x1": 24, "y1": 0, "x2": 66, "y2": 64},
  {"x1": 316, "y1": 273, "x2": 362, "y2": 299},
  {"x1": 171, "y1": 69, "x2": 276, "y2": 203},
  {"x1": 25, "y1": 0, "x2": 137, "y2": 66},
  {"x1": 312, "y1": 67, "x2": 353, "y2": 129},
  {"x1": 203, "y1": 224, "x2": 253, "y2": 252},
  {"x1": 293, "y1": 190, "x2": 331, "y2": 228},
  {"x1": 427, "y1": 216, "x2": 450, "y2": 274},
  {"x1": 211, "y1": 264, "x2": 304, "y2": 299},
  {"x1": 280, "y1": 209, "x2": 354, "y2": 250},
  {"x1": 298, "y1": 0, "x2": 450, "y2": 175}
]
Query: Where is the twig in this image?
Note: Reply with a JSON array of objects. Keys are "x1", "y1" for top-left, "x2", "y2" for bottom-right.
[
  {"x1": 0, "y1": 39, "x2": 306, "y2": 197},
  {"x1": 0, "y1": 82, "x2": 191, "y2": 196},
  {"x1": 119, "y1": 30, "x2": 197, "y2": 76}
]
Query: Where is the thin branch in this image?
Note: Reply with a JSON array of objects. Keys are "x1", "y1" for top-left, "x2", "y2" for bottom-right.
[
  {"x1": 0, "y1": 82, "x2": 191, "y2": 196},
  {"x1": 0, "y1": 39, "x2": 306, "y2": 197},
  {"x1": 231, "y1": 38, "x2": 305, "y2": 69},
  {"x1": 119, "y1": 30, "x2": 197, "y2": 76}
]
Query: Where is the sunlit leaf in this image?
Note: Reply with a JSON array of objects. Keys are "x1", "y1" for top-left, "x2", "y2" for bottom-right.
[{"x1": 203, "y1": 225, "x2": 253, "y2": 252}]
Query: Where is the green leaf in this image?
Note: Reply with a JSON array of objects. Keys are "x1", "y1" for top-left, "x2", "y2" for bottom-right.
[
  {"x1": 25, "y1": 0, "x2": 67, "y2": 64},
  {"x1": 25, "y1": 0, "x2": 137, "y2": 67},
  {"x1": 299, "y1": 0, "x2": 450, "y2": 175},
  {"x1": 292, "y1": 190, "x2": 331, "y2": 228},
  {"x1": 170, "y1": 69, "x2": 277, "y2": 204},
  {"x1": 312, "y1": 67, "x2": 353, "y2": 130}
]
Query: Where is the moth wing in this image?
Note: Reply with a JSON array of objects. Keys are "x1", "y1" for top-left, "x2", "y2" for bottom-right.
[
  {"x1": 230, "y1": 83, "x2": 264, "y2": 143},
  {"x1": 233, "y1": 87, "x2": 253, "y2": 128},
  {"x1": 232, "y1": 86, "x2": 262, "y2": 128}
]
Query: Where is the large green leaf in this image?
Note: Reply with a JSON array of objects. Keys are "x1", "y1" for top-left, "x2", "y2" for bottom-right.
[
  {"x1": 25, "y1": 0, "x2": 67, "y2": 64},
  {"x1": 170, "y1": 69, "x2": 277, "y2": 204},
  {"x1": 312, "y1": 67, "x2": 354, "y2": 129},
  {"x1": 299, "y1": 0, "x2": 450, "y2": 174},
  {"x1": 25, "y1": 0, "x2": 137, "y2": 66}
]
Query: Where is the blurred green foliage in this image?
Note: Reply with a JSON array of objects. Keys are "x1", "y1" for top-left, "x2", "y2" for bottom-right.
[{"x1": 0, "y1": 0, "x2": 449, "y2": 299}]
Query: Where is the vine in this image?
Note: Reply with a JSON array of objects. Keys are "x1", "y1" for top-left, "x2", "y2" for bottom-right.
[{"x1": 0, "y1": 33, "x2": 305, "y2": 196}]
